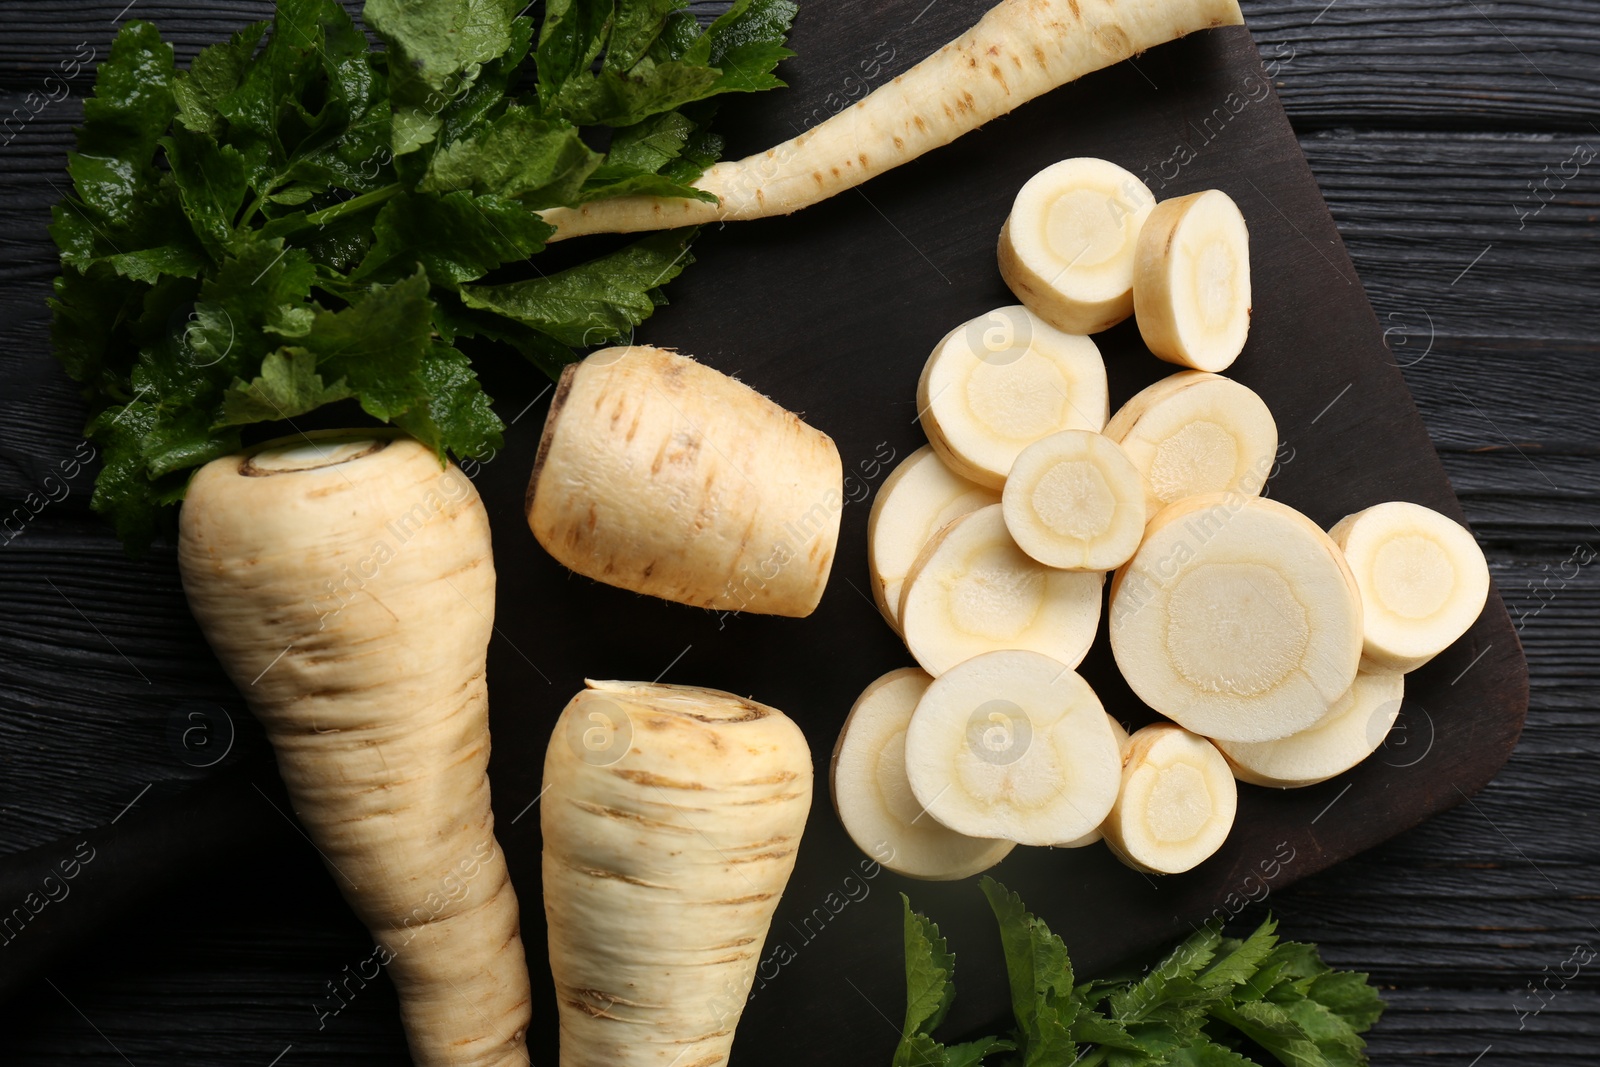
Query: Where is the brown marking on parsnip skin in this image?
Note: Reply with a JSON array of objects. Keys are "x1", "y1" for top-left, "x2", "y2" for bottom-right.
[
  {"x1": 858, "y1": 152, "x2": 870, "y2": 169},
  {"x1": 707, "y1": 892, "x2": 775, "y2": 905},
  {"x1": 566, "y1": 997, "x2": 623, "y2": 1020},
  {"x1": 990, "y1": 63, "x2": 1010, "y2": 91},
  {"x1": 568, "y1": 799, "x2": 694, "y2": 832},
  {"x1": 609, "y1": 768, "x2": 708, "y2": 789},
  {"x1": 913, "y1": 114, "x2": 927, "y2": 132},
  {"x1": 728, "y1": 849, "x2": 795, "y2": 864},
  {"x1": 731, "y1": 790, "x2": 807, "y2": 806},
  {"x1": 893, "y1": 135, "x2": 904, "y2": 150},
  {"x1": 527, "y1": 362, "x2": 578, "y2": 516},
  {"x1": 563, "y1": 861, "x2": 671, "y2": 889},
  {"x1": 736, "y1": 771, "x2": 798, "y2": 785},
  {"x1": 1067, "y1": 0, "x2": 1081, "y2": 17}
]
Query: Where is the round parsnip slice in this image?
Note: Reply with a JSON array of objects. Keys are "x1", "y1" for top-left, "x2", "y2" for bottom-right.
[
  {"x1": 1109, "y1": 494, "x2": 1363, "y2": 743},
  {"x1": 918, "y1": 305, "x2": 1108, "y2": 489},
  {"x1": 1056, "y1": 715, "x2": 1131, "y2": 848},
  {"x1": 998, "y1": 158, "x2": 1157, "y2": 334},
  {"x1": 869, "y1": 447, "x2": 1001, "y2": 631},
  {"x1": 900, "y1": 505, "x2": 1103, "y2": 677},
  {"x1": 904, "y1": 650, "x2": 1122, "y2": 845},
  {"x1": 1217, "y1": 670, "x2": 1404, "y2": 788},
  {"x1": 1133, "y1": 190, "x2": 1252, "y2": 371},
  {"x1": 1101, "y1": 724, "x2": 1237, "y2": 874},
  {"x1": 1003, "y1": 430, "x2": 1146, "y2": 570},
  {"x1": 1104, "y1": 371, "x2": 1277, "y2": 520},
  {"x1": 1329, "y1": 501, "x2": 1490, "y2": 673},
  {"x1": 831, "y1": 668, "x2": 1015, "y2": 880}
]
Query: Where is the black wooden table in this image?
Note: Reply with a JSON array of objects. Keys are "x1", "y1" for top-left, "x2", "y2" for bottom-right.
[{"x1": 0, "y1": 1, "x2": 1596, "y2": 1063}]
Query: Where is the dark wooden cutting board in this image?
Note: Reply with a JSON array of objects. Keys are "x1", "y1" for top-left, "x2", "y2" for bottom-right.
[
  {"x1": 0, "y1": 1, "x2": 1531, "y2": 1061},
  {"x1": 458, "y1": 5, "x2": 1530, "y2": 1060}
]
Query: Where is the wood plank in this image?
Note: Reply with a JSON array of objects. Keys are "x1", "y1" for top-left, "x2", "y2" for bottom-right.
[{"x1": 1, "y1": 0, "x2": 1598, "y2": 127}]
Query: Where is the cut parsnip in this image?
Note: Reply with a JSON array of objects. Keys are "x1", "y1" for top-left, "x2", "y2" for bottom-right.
[
  {"x1": 1133, "y1": 189, "x2": 1252, "y2": 371},
  {"x1": 528, "y1": 346, "x2": 842, "y2": 617},
  {"x1": 1103, "y1": 371, "x2": 1278, "y2": 519},
  {"x1": 1057, "y1": 714, "x2": 1131, "y2": 848},
  {"x1": 1100, "y1": 723, "x2": 1237, "y2": 874},
  {"x1": 831, "y1": 668, "x2": 1016, "y2": 880},
  {"x1": 1109, "y1": 494, "x2": 1363, "y2": 743},
  {"x1": 903, "y1": 650, "x2": 1122, "y2": 846},
  {"x1": 1329, "y1": 502, "x2": 1491, "y2": 673},
  {"x1": 1002, "y1": 429, "x2": 1147, "y2": 570},
  {"x1": 900, "y1": 505, "x2": 1103, "y2": 677},
  {"x1": 868, "y1": 447, "x2": 1001, "y2": 631},
  {"x1": 1217, "y1": 670, "x2": 1404, "y2": 788},
  {"x1": 998, "y1": 158, "x2": 1157, "y2": 334},
  {"x1": 918, "y1": 306, "x2": 1108, "y2": 489}
]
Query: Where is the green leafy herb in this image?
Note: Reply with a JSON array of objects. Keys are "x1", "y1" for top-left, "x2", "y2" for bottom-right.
[
  {"x1": 892, "y1": 879, "x2": 1385, "y2": 1067},
  {"x1": 49, "y1": 0, "x2": 797, "y2": 548}
]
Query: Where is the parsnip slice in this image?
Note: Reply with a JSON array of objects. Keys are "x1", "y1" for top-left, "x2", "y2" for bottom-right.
[
  {"x1": 868, "y1": 446, "x2": 1001, "y2": 631},
  {"x1": 1103, "y1": 371, "x2": 1277, "y2": 520},
  {"x1": 903, "y1": 650, "x2": 1122, "y2": 846},
  {"x1": 900, "y1": 505, "x2": 1103, "y2": 677},
  {"x1": 918, "y1": 305, "x2": 1108, "y2": 489},
  {"x1": 1002, "y1": 430, "x2": 1147, "y2": 571},
  {"x1": 831, "y1": 668, "x2": 1015, "y2": 880},
  {"x1": 998, "y1": 158, "x2": 1157, "y2": 334},
  {"x1": 1133, "y1": 190, "x2": 1252, "y2": 371},
  {"x1": 1101, "y1": 723, "x2": 1237, "y2": 874},
  {"x1": 1109, "y1": 494, "x2": 1363, "y2": 743},
  {"x1": 1057, "y1": 714, "x2": 1131, "y2": 848},
  {"x1": 1216, "y1": 670, "x2": 1404, "y2": 788},
  {"x1": 1328, "y1": 501, "x2": 1490, "y2": 673}
]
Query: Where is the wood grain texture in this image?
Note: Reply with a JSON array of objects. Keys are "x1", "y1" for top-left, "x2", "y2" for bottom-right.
[{"x1": 0, "y1": 0, "x2": 1593, "y2": 1064}]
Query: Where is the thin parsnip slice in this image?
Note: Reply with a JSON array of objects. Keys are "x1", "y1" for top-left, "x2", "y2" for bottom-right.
[
  {"x1": 1103, "y1": 370, "x2": 1277, "y2": 519},
  {"x1": 918, "y1": 306, "x2": 1108, "y2": 489},
  {"x1": 1328, "y1": 501, "x2": 1491, "y2": 673},
  {"x1": 900, "y1": 505, "x2": 1103, "y2": 677},
  {"x1": 868, "y1": 446, "x2": 1001, "y2": 631},
  {"x1": 1002, "y1": 429, "x2": 1147, "y2": 571},
  {"x1": 999, "y1": 158, "x2": 1158, "y2": 333},
  {"x1": 831, "y1": 668, "x2": 1016, "y2": 880},
  {"x1": 1109, "y1": 494, "x2": 1363, "y2": 743},
  {"x1": 1057, "y1": 714, "x2": 1131, "y2": 847},
  {"x1": 1216, "y1": 670, "x2": 1405, "y2": 787},
  {"x1": 1101, "y1": 723, "x2": 1237, "y2": 874},
  {"x1": 1133, "y1": 189, "x2": 1252, "y2": 371},
  {"x1": 903, "y1": 650, "x2": 1122, "y2": 846}
]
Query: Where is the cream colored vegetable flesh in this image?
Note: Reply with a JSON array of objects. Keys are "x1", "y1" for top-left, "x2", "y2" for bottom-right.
[
  {"x1": 1101, "y1": 723, "x2": 1238, "y2": 874},
  {"x1": 1217, "y1": 670, "x2": 1405, "y2": 788},
  {"x1": 1057, "y1": 715, "x2": 1132, "y2": 848},
  {"x1": 1103, "y1": 370, "x2": 1278, "y2": 519},
  {"x1": 919, "y1": 305, "x2": 1108, "y2": 489},
  {"x1": 1329, "y1": 501, "x2": 1491, "y2": 673},
  {"x1": 539, "y1": 0, "x2": 1245, "y2": 240},
  {"x1": 900, "y1": 505, "x2": 1103, "y2": 676},
  {"x1": 529, "y1": 346, "x2": 843, "y2": 617},
  {"x1": 868, "y1": 446, "x2": 1001, "y2": 630},
  {"x1": 999, "y1": 157, "x2": 1157, "y2": 333},
  {"x1": 178, "y1": 432, "x2": 530, "y2": 1067},
  {"x1": 1002, "y1": 429, "x2": 1147, "y2": 570},
  {"x1": 1133, "y1": 189, "x2": 1253, "y2": 371},
  {"x1": 831, "y1": 668, "x2": 1015, "y2": 879},
  {"x1": 542, "y1": 680, "x2": 811, "y2": 1067},
  {"x1": 1109, "y1": 494, "x2": 1363, "y2": 743},
  {"x1": 904, "y1": 650, "x2": 1123, "y2": 845}
]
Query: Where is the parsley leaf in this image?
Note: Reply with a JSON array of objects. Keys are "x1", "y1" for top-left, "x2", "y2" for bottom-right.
[
  {"x1": 894, "y1": 885, "x2": 1385, "y2": 1067},
  {"x1": 458, "y1": 227, "x2": 695, "y2": 348},
  {"x1": 894, "y1": 894, "x2": 1012, "y2": 1067},
  {"x1": 50, "y1": 0, "x2": 795, "y2": 548}
]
